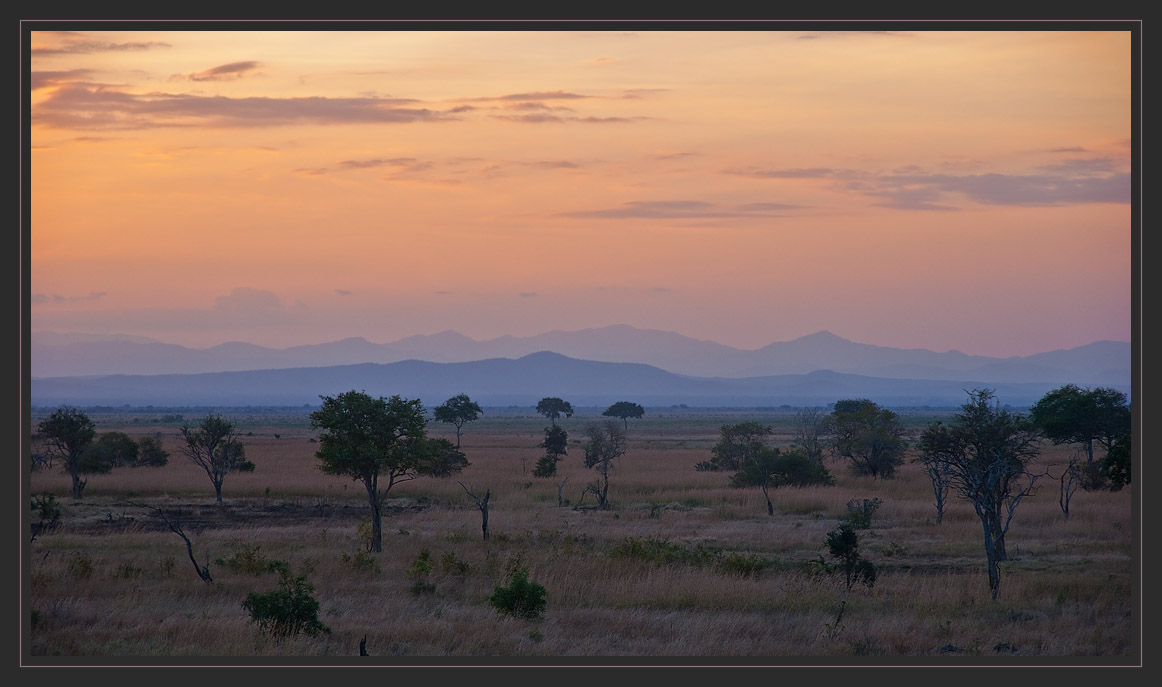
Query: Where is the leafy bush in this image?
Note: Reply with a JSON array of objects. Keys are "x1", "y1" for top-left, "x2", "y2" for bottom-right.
[
  {"x1": 842, "y1": 498, "x2": 882, "y2": 529},
  {"x1": 489, "y1": 566, "x2": 547, "y2": 620},
  {"x1": 820, "y1": 524, "x2": 877, "y2": 590},
  {"x1": 441, "y1": 551, "x2": 474, "y2": 574},
  {"x1": 66, "y1": 552, "x2": 94, "y2": 579},
  {"x1": 717, "y1": 552, "x2": 771, "y2": 578},
  {"x1": 609, "y1": 536, "x2": 722, "y2": 567},
  {"x1": 216, "y1": 545, "x2": 288, "y2": 576},
  {"x1": 241, "y1": 569, "x2": 331, "y2": 638},
  {"x1": 408, "y1": 549, "x2": 436, "y2": 595}
]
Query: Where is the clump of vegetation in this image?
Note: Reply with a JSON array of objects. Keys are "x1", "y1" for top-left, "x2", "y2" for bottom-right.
[
  {"x1": 842, "y1": 497, "x2": 883, "y2": 529},
  {"x1": 441, "y1": 551, "x2": 474, "y2": 575},
  {"x1": 609, "y1": 536, "x2": 722, "y2": 567},
  {"x1": 216, "y1": 545, "x2": 288, "y2": 576},
  {"x1": 66, "y1": 552, "x2": 94, "y2": 580},
  {"x1": 408, "y1": 549, "x2": 436, "y2": 595},
  {"x1": 717, "y1": 552, "x2": 771, "y2": 578},
  {"x1": 241, "y1": 568, "x2": 331, "y2": 639},
  {"x1": 818, "y1": 524, "x2": 877, "y2": 591},
  {"x1": 489, "y1": 563, "x2": 547, "y2": 620}
]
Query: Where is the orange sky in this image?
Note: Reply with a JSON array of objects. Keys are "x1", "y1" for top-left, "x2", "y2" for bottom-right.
[{"x1": 28, "y1": 28, "x2": 1134, "y2": 357}]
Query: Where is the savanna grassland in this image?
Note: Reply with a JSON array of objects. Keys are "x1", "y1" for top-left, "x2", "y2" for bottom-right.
[{"x1": 25, "y1": 407, "x2": 1136, "y2": 661}]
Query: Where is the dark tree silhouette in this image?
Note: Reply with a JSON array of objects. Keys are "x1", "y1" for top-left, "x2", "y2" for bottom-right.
[
  {"x1": 311, "y1": 391, "x2": 465, "y2": 552},
  {"x1": 602, "y1": 401, "x2": 644, "y2": 430},
  {"x1": 918, "y1": 389, "x2": 1042, "y2": 599},
  {"x1": 433, "y1": 393, "x2": 483, "y2": 448},
  {"x1": 178, "y1": 414, "x2": 255, "y2": 504},
  {"x1": 536, "y1": 397, "x2": 574, "y2": 427}
]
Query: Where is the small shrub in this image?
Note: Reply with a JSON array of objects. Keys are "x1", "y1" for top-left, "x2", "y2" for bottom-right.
[
  {"x1": 241, "y1": 569, "x2": 331, "y2": 639},
  {"x1": 159, "y1": 556, "x2": 176, "y2": 577},
  {"x1": 66, "y1": 552, "x2": 94, "y2": 580},
  {"x1": 842, "y1": 498, "x2": 882, "y2": 529},
  {"x1": 114, "y1": 561, "x2": 144, "y2": 579},
  {"x1": 441, "y1": 551, "x2": 474, "y2": 575},
  {"x1": 717, "y1": 552, "x2": 770, "y2": 578},
  {"x1": 342, "y1": 550, "x2": 380, "y2": 573},
  {"x1": 408, "y1": 549, "x2": 436, "y2": 595},
  {"x1": 820, "y1": 524, "x2": 877, "y2": 590},
  {"x1": 216, "y1": 545, "x2": 287, "y2": 576},
  {"x1": 489, "y1": 566, "x2": 547, "y2": 620}
]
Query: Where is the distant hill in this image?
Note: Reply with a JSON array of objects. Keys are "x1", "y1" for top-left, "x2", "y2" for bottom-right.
[
  {"x1": 30, "y1": 351, "x2": 1124, "y2": 409},
  {"x1": 30, "y1": 325, "x2": 1131, "y2": 388}
]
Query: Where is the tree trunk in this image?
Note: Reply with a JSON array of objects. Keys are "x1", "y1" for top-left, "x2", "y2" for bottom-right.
[
  {"x1": 480, "y1": 503, "x2": 489, "y2": 541},
  {"x1": 983, "y1": 526, "x2": 1001, "y2": 600},
  {"x1": 367, "y1": 482, "x2": 383, "y2": 553},
  {"x1": 70, "y1": 471, "x2": 85, "y2": 499},
  {"x1": 213, "y1": 480, "x2": 223, "y2": 504},
  {"x1": 762, "y1": 483, "x2": 774, "y2": 516}
]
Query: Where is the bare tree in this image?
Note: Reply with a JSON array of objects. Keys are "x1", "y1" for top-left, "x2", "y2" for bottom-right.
[
  {"x1": 1058, "y1": 451, "x2": 1084, "y2": 520},
  {"x1": 792, "y1": 407, "x2": 831, "y2": 464},
  {"x1": 581, "y1": 420, "x2": 627, "y2": 509},
  {"x1": 178, "y1": 414, "x2": 255, "y2": 504},
  {"x1": 137, "y1": 504, "x2": 212, "y2": 583},
  {"x1": 459, "y1": 482, "x2": 491, "y2": 541},
  {"x1": 914, "y1": 450, "x2": 952, "y2": 525}
]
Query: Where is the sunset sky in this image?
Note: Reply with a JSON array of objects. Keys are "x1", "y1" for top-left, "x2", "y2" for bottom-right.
[{"x1": 27, "y1": 27, "x2": 1135, "y2": 358}]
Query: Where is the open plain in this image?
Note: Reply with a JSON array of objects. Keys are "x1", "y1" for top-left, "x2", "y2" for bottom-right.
[{"x1": 25, "y1": 407, "x2": 1135, "y2": 661}]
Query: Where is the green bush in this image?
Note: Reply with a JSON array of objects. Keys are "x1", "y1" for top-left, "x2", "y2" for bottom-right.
[
  {"x1": 489, "y1": 566, "x2": 547, "y2": 620},
  {"x1": 842, "y1": 498, "x2": 882, "y2": 529},
  {"x1": 216, "y1": 545, "x2": 287, "y2": 576},
  {"x1": 408, "y1": 549, "x2": 436, "y2": 595},
  {"x1": 717, "y1": 552, "x2": 770, "y2": 578},
  {"x1": 241, "y1": 569, "x2": 331, "y2": 638},
  {"x1": 66, "y1": 552, "x2": 94, "y2": 579}
]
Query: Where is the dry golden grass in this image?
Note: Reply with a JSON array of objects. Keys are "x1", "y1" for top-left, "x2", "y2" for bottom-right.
[{"x1": 25, "y1": 409, "x2": 1136, "y2": 661}]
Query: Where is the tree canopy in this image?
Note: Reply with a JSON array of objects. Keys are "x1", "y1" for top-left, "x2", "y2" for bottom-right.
[
  {"x1": 697, "y1": 421, "x2": 772, "y2": 472},
  {"x1": 602, "y1": 401, "x2": 644, "y2": 430},
  {"x1": 179, "y1": 414, "x2": 255, "y2": 504},
  {"x1": 729, "y1": 447, "x2": 834, "y2": 515},
  {"x1": 433, "y1": 393, "x2": 483, "y2": 448},
  {"x1": 310, "y1": 390, "x2": 466, "y2": 552},
  {"x1": 828, "y1": 399, "x2": 908, "y2": 478},
  {"x1": 917, "y1": 389, "x2": 1042, "y2": 599},
  {"x1": 36, "y1": 406, "x2": 97, "y2": 499},
  {"x1": 536, "y1": 397, "x2": 574, "y2": 426},
  {"x1": 1030, "y1": 384, "x2": 1129, "y2": 462}
]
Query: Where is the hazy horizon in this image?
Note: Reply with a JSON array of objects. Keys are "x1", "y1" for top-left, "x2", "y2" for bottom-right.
[
  {"x1": 29, "y1": 322, "x2": 1130, "y2": 357},
  {"x1": 29, "y1": 28, "x2": 1134, "y2": 359}
]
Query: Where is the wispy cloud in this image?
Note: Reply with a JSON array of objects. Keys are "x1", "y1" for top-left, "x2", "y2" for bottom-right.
[
  {"x1": 29, "y1": 69, "x2": 94, "y2": 90},
  {"x1": 31, "y1": 291, "x2": 106, "y2": 305},
  {"x1": 33, "y1": 85, "x2": 447, "y2": 130},
  {"x1": 182, "y1": 61, "x2": 262, "y2": 82},
  {"x1": 728, "y1": 162, "x2": 1130, "y2": 208},
  {"x1": 31, "y1": 32, "x2": 171, "y2": 56},
  {"x1": 560, "y1": 200, "x2": 803, "y2": 219}
]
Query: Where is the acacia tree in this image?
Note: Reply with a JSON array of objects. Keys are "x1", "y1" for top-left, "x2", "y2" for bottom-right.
[
  {"x1": 729, "y1": 448, "x2": 834, "y2": 515},
  {"x1": 179, "y1": 414, "x2": 255, "y2": 504},
  {"x1": 536, "y1": 397, "x2": 574, "y2": 427},
  {"x1": 602, "y1": 401, "x2": 644, "y2": 430},
  {"x1": 533, "y1": 425, "x2": 568, "y2": 478},
  {"x1": 696, "y1": 421, "x2": 772, "y2": 472},
  {"x1": 84, "y1": 431, "x2": 170, "y2": 469},
  {"x1": 581, "y1": 420, "x2": 627, "y2": 509},
  {"x1": 828, "y1": 399, "x2": 908, "y2": 478},
  {"x1": 1030, "y1": 384, "x2": 1130, "y2": 489},
  {"x1": 310, "y1": 391, "x2": 466, "y2": 552},
  {"x1": 917, "y1": 389, "x2": 1042, "y2": 599},
  {"x1": 791, "y1": 407, "x2": 831, "y2": 464},
  {"x1": 433, "y1": 393, "x2": 483, "y2": 448},
  {"x1": 36, "y1": 406, "x2": 97, "y2": 499}
]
